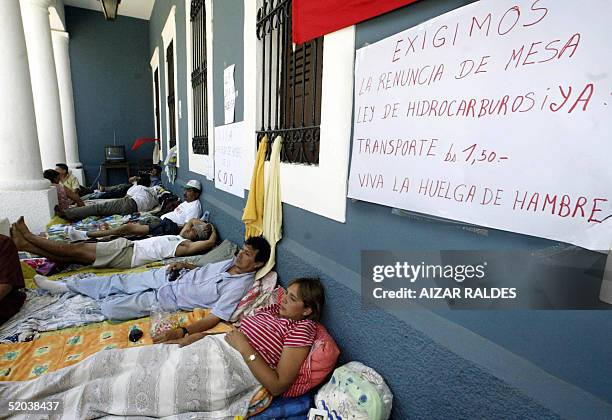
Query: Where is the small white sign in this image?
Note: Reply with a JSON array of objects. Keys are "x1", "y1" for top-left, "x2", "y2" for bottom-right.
[
  {"x1": 214, "y1": 121, "x2": 245, "y2": 198},
  {"x1": 224, "y1": 64, "x2": 236, "y2": 124}
]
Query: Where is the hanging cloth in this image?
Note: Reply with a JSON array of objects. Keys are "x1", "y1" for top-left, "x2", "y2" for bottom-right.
[
  {"x1": 242, "y1": 136, "x2": 268, "y2": 240},
  {"x1": 152, "y1": 140, "x2": 161, "y2": 164},
  {"x1": 256, "y1": 136, "x2": 283, "y2": 279},
  {"x1": 164, "y1": 145, "x2": 177, "y2": 184}
]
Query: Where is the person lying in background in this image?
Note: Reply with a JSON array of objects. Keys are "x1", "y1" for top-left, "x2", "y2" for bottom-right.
[
  {"x1": 33, "y1": 236, "x2": 271, "y2": 324},
  {"x1": 58, "y1": 174, "x2": 157, "y2": 221},
  {"x1": 81, "y1": 167, "x2": 162, "y2": 201},
  {"x1": 43, "y1": 169, "x2": 85, "y2": 212},
  {"x1": 66, "y1": 180, "x2": 203, "y2": 241},
  {"x1": 11, "y1": 216, "x2": 216, "y2": 269},
  {"x1": 0, "y1": 235, "x2": 27, "y2": 325},
  {"x1": 156, "y1": 277, "x2": 326, "y2": 397}
]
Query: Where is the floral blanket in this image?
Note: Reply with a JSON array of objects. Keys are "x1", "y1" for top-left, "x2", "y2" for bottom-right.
[{"x1": 0, "y1": 308, "x2": 230, "y2": 382}]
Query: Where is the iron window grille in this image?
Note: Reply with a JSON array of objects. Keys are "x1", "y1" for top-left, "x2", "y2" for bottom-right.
[
  {"x1": 166, "y1": 41, "x2": 176, "y2": 150},
  {"x1": 191, "y1": 0, "x2": 209, "y2": 155},
  {"x1": 256, "y1": 0, "x2": 323, "y2": 164}
]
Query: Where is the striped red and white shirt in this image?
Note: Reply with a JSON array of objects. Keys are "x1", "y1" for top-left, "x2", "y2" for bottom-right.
[{"x1": 240, "y1": 304, "x2": 316, "y2": 367}]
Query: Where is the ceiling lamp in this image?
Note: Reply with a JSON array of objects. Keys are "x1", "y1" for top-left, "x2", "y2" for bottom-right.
[{"x1": 100, "y1": 0, "x2": 121, "y2": 21}]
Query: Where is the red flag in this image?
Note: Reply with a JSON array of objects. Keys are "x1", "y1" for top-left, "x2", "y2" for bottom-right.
[
  {"x1": 292, "y1": 0, "x2": 419, "y2": 44},
  {"x1": 131, "y1": 138, "x2": 159, "y2": 151}
]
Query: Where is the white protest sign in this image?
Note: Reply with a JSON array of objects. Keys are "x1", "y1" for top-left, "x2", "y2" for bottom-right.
[
  {"x1": 347, "y1": 0, "x2": 612, "y2": 250},
  {"x1": 214, "y1": 121, "x2": 245, "y2": 198},
  {"x1": 224, "y1": 64, "x2": 236, "y2": 124},
  {"x1": 204, "y1": 158, "x2": 214, "y2": 181}
]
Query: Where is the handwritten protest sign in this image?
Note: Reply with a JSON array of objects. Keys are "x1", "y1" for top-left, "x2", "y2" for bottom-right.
[
  {"x1": 347, "y1": 0, "x2": 612, "y2": 250},
  {"x1": 214, "y1": 121, "x2": 245, "y2": 198}
]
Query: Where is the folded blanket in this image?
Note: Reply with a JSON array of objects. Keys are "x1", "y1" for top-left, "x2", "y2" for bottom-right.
[{"x1": 0, "y1": 288, "x2": 103, "y2": 343}]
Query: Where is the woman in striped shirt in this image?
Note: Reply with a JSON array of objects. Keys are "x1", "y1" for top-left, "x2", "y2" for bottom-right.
[{"x1": 163, "y1": 277, "x2": 325, "y2": 396}]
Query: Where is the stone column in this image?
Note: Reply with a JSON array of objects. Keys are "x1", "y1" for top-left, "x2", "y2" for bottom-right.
[
  {"x1": 52, "y1": 29, "x2": 85, "y2": 185},
  {"x1": 0, "y1": 0, "x2": 58, "y2": 234},
  {"x1": 20, "y1": 0, "x2": 67, "y2": 169}
]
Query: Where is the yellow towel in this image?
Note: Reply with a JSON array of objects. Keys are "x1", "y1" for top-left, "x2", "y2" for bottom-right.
[
  {"x1": 257, "y1": 136, "x2": 283, "y2": 279},
  {"x1": 242, "y1": 136, "x2": 268, "y2": 239}
]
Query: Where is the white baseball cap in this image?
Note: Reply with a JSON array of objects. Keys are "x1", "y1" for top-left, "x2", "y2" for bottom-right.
[{"x1": 184, "y1": 179, "x2": 202, "y2": 191}]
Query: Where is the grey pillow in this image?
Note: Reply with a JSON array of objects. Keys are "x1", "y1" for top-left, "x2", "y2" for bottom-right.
[{"x1": 163, "y1": 239, "x2": 237, "y2": 266}]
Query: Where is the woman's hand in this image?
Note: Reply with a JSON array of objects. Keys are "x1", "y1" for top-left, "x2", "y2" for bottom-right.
[
  {"x1": 224, "y1": 329, "x2": 251, "y2": 354},
  {"x1": 160, "y1": 332, "x2": 218, "y2": 347},
  {"x1": 177, "y1": 332, "x2": 208, "y2": 347},
  {"x1": 152, "y1": 327, "x2": 184, "y2": 344}
]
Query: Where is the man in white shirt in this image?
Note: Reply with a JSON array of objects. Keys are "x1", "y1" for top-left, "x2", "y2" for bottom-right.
[
  {"x1": 66, "y1": 180, "x2": 204, "y2": 241},
  {"x1": 11, "y1": 216, "x2": 217, "y2": 269},
  {"x1": 60, "y1": 175, "x2": 158, "y2": 221}
]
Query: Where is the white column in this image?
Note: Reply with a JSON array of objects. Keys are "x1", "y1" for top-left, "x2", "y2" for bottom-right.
[
  {"x1": 20, "y1": 0, "x2": 67, "y2": 169},
  {"x1": 52, "y1": 29, "x2": 84, "y2": 185},
  {"x1": 0, "y1": 0, "x2": 58, "y2": 234}
]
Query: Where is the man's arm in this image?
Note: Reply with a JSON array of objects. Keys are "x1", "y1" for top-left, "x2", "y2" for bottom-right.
[
  {"x1": 176, "y1": 225, "x2": 218, "y2": 257},
  {"x1": 182, "y1": 218, "x2": 195, "y2": 231},
  {"x1": 166, "y1": 261, "x2": 199, "y2": 271}
]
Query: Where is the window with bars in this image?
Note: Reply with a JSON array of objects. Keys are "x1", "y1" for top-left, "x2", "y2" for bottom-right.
[
  {"x1": 166, "y1": 41, "x2": 176, "y2": 149},
  {"x1": 191, "y1": 0, "x2": 209, "y2": 155},
  {"x1": 154, "y1": 68, "x2": 161, "y2": 140},
  {"x1": 256, "y1": 0, "x2": 323, "y2": 164}
]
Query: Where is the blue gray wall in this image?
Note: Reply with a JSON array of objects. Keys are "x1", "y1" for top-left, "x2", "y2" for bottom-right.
[
  {"x1": 66, "y1": 6, "x2": 154, "y2": 186},
  {"x1": 148, "y1": 1, "x2": 612, "y2": 418}
]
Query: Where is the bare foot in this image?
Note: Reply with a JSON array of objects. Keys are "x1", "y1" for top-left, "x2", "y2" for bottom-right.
[
  {"x1": 10, "y1": 225, "x2": 30, "y2": 251},
  {"x1": 15, "y1": 216, "x2": 31, "y2": 236}
]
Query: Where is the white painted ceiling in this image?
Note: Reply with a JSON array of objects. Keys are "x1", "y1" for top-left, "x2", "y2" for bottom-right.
[{"x1": 63, "y1": 0, "x2": 155, "y2": 21}]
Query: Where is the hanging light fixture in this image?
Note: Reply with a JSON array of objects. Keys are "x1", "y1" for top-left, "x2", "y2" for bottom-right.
[{"x1": 100, "y1": 0, "x2": 121, "y2": 21}]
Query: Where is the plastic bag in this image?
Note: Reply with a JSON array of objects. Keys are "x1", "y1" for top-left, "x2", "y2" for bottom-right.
[
  {"x1": 315, "y1": 361, "x2": 393, "y2": 420},
  {"x1": 149, "y1": 303, "x2": 178, "y2": 338}
]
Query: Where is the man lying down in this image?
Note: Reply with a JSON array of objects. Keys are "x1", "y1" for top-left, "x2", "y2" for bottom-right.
[
  {"x1": 34, "y1": 236, "x2": 271, "y2": 325},
  {"x1": 10, "y1": 216, "x2": 215, "y2": 270},
  {"x1": 0, "y1": 263, "x2": 326, "y2": 417}
]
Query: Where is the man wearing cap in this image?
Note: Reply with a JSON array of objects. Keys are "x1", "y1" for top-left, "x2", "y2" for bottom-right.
[
  {"x1": 11, "y1": 216, "x2": 216, "y2": 270},
  {"x1": 66, "y1": 179, "x2": 204, "y2": 241}
]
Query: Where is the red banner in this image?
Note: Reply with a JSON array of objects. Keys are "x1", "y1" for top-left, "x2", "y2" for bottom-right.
[{"x1": 292, "y1": 0, "x2": 419, "y2": 44}]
